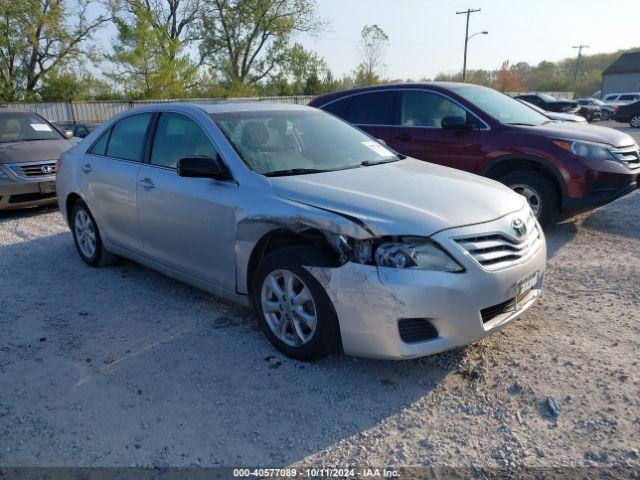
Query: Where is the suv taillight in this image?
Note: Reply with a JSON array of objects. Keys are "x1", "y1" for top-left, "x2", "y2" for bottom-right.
[{"x1": 55, "y1": 158, "x2": 61, "y2": 173}]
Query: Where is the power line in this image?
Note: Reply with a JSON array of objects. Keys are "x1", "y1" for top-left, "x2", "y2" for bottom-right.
[{"x1": 456, "y1": 8, "x2": 482, "y2": 81}]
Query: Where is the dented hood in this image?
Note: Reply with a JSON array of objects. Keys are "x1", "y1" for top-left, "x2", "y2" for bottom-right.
[{"x1": 270, "y1": 158, "x2": 527, "y2": 237}]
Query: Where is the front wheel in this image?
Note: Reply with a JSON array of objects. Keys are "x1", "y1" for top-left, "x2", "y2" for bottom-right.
[
  {"x1": 499, "y1": 170, "x2": 560, "y2": 228},
  {"x1": 601, "y1": 110, "x2": 610, "y2": 121},
  {"x1": 252, "y1": 247, "x2": 341, "y2": 361},
  {"x1": 630, "y1": 115, "x2": 640, "y2": 128}
]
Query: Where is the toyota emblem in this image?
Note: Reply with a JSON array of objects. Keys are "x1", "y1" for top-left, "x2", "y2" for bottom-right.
[
  {"x1": 512, "y1": 217, "x2": 527, "y2": 238},
  {"x1": 41, "y1": 165, "x2": 54, "y2": 174}
]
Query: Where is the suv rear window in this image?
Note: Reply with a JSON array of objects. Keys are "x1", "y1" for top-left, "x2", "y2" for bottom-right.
[{"x1": 346, "y1": 92, "x2": 398, "y2": 125}]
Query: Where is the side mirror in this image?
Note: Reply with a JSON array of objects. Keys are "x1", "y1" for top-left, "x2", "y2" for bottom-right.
[
  {"x1": 376, "y1": 138, "x2": 387, "y2": 146},
  {"x1": 63, "y1": 130, "x2": 74, "y2": 139},
  {"x1": 177, "y1": 155, "x2": 227, "y2": 179},
  {"x1": 441, "y1": 116, "x2": 471, "y2": 130}
]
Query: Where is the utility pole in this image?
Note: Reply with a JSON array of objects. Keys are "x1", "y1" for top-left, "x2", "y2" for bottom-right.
[
  {"x1": 572, "y1": 44, "x2": 589, "y2": 92},
  {"x1": 457, "y1": 8, "x2": 481, "y2": 81}
]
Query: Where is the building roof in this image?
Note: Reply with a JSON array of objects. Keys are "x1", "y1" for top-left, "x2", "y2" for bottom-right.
[{"x1": 603, "y1": 52, "x2": 640, "y2": 75}]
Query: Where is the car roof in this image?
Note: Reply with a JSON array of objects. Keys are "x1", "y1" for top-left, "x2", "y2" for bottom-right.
[
  {"x1": 309, "y1": 81, "x2": 480, "y2": 102},
  {"x1": 128, "y1": 101, "x2": 312, "y2": 115}
]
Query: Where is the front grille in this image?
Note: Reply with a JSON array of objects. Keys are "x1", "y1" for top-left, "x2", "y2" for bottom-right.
[
  {"x1": 481, "y1": 288, "x2": 532, "y2": 323},
  {"x1": 398, "y1": 318, "x2": 438, "y2": 343},
  {"x1": 610, "y1": 146, "x2": 640, "y2": 170},
  {"x1": 455, "y1": 214, "x2": 542, "y2": 270},
  {"x1": 10, "y1": 161, "x2": 57, "y2": 178}
]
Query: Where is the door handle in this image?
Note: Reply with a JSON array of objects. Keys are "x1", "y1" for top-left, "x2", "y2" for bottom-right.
[
  {"x1": 81, "y1": 164, "x2": 92, "y2": 173},
  {"x1": 137, "y1": 178, "x2": 155, "y2": 190},
  {"x1": 393, "y1": 132, "x2": 411, "y2": 141}
]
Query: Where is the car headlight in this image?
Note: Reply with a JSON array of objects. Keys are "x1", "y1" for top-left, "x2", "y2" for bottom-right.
[
  {"x1": 553, "y1": 139, "x2": 614, "y2": 161},
  {"x1": 375, "y1": 238, "x2": 464, "y2": 272}
]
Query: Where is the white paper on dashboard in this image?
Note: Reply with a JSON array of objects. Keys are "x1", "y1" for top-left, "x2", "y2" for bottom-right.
[
  {"x1": 30, "y1": 123, "x2": 53, "y2": 132},
  {"x1": 361, "y1": 141, "x2": 394, "y2": 157}
]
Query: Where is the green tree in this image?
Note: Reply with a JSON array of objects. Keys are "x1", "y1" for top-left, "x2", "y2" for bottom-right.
[
  {"x1": 353, "y1": 24, "x2": 388, "y2": 87},
  {"x1": 285, "y1": 43, "x2": 327, "y2": 94},
  {"x1": 108, "y1": 0, "x2": 201, "y2": 98},
  {"x1": 0, "y1": 0, "x2": 107, "y2": 100},
  {"x1": 199, "y1": 0, "x2": 320, "y2": 90}
]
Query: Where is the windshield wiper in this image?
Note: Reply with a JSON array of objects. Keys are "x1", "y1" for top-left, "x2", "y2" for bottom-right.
[
  {"x1": 264, "y1": 168, "x2": 329, "y2": 177},
  {"x1": 360, "y1": 157, "x2": 401, "y2": 166}
]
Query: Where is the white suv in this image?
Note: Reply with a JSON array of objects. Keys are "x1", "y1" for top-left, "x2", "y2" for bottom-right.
[{"x1": 602, "y1": 93, "x2": 640, "y2": 107}]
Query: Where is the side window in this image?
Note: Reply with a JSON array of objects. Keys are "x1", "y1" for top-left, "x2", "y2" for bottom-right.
[
  {"x1": 604, "y1": 95, "x2": 618, "y2": 101},
  {"x1": 620, "y1": 94, "x2": 640, "y2": 101},
  {"x1": 322, "y1": 97, "x2": 351, "y2": 119},
  {"x1": 89, "y1": 129, "x2": 111, "y2": 156},
  {"x1": 150, "y1": 113, "x2": 217, "y2": 169},
  {"x1": 401, "y1": 91, "x2": 469, "y2": 128},
  {"x1": 347, "y1": 92, "x2": 398, "y2": 125},
  {"x1": 105, "y1": 113, "x2": 152, "y2": 162}
]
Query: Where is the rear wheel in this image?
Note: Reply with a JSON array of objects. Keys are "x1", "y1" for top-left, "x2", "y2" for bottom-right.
[
  {"x1": 499, "y1": 170, "x2": 560, "y2": 228},
  {"x1": 601, "y1": 110, "x2": 610, "y2": 121},
  {"x1": 630, "y1": 115, "x2": 640, "y2": 128},
  {"x1": 70, "y1": 200, "x2": 112, "y2": 266},
  {"x1": 252, "y1": 247, "x2": 341, "y2": 361}
]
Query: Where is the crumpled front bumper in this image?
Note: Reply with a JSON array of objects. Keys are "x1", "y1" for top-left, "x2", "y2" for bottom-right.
[{"x1": 305, "y1": 214, "x2": 547, "y2": 360}]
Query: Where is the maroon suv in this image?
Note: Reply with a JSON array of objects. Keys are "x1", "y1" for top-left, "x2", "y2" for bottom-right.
[{"x1": 309, "y1": 83, "x2": 640, "y2": 226}]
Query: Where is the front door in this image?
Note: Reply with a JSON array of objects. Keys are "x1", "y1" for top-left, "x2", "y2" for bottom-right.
[
  {"x1": 389, "y1": 90, "x2": 480, "y2": 173},
  {"x1": 136, "y1": 112, "x2": 238, "y2": 291}
]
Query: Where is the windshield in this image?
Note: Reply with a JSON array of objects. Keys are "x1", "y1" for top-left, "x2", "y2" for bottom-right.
[
  {"x1": 0, "y1": 112, "x2": 63, "y2": 143},
  {"x1": 212, "y1": 110, "x2": 401, "y2": 176},
  {"x1": 449, "y1": 85, "x2": 550, "y2": 126}
]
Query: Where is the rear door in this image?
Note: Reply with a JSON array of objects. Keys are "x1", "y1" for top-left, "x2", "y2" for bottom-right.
[
  {"x1": 136, "y1": 111, "x2": 238, "y2": 290},
  {"x1": 81, "y1": 113, "x2": 153, "y2": 252}
]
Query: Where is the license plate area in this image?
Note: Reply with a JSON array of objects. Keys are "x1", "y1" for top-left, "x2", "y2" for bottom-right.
[{"x1": 513, "y1": 271, "x2": 539, "y2": 308}]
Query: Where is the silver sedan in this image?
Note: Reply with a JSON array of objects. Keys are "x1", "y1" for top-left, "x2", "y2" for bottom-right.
[{"x1": 56, "y1": 103, "x2": 546, "y2": 360}]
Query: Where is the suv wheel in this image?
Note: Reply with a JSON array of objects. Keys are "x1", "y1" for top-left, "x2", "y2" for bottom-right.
[
  {"x1": 71, "y1": 200, "x2": 112, "y2": 266},
  {"x1": 499, "y1": 171, "x2": 559, "y2": 228},
  {"x1": 630, "y1": 115, "x2": 640, "y2": 128},
  {"x1": 252, "y1": 247, "x2": 340, "y2": 361}
]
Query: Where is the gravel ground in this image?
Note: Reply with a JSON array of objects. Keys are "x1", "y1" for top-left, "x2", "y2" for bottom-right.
[{"x1": 1, "y1": 132, "x2": 639, "y2": 472}]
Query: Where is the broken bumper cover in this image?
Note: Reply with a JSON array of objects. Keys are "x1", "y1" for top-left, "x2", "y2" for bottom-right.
[{"x1": 305, "y1": 224, "x2": 547, "y2": 360}]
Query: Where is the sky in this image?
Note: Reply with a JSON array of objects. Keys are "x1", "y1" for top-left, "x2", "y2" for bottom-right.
[{"x1": 91, "y1": 0, "x2": 640, "y2": 80}]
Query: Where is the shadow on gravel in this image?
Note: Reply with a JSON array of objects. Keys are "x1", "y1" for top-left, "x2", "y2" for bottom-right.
[
  {"x1": 0, "y1": 204, "x2": 58, "y2": 222},
  {"x1": 0, "y1": 229, "x2": 466, "y2": 467},
  {"x1": 543, "y1": 220, "x2": 578, "y2": 260},
  {"x1": 579, "y1": 192, "x2": 640, "y2": 241}
]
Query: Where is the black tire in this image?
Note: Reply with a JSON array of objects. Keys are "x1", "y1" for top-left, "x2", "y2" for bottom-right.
[
  {"x1": 251, "y1": 246, "x2": 341, "y2": 361},
  {"x1": 601, "y1": 110, "x2": 610, "y2": 121},
  {"x1": 629, "y1": 115, "x2": 640, "y2": 128},
  {"x1": 498, "y1": 170, "x2": 560, "y2": 228},
  {"x1": 70, "y1": 200, "x2": 112, "y2": 267}
]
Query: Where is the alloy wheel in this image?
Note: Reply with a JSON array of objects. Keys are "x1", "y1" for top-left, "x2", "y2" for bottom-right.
[
  {"x1": 74, "y1": 209, "x2": 97, "y2": 258},
  {"x1": 260, "y1": 269, "x2": 317, "y2": 347},
  {"x1": 510, "y1": 183, "x2": 542, "y2": 218},
  {"x1": 630, "y1": 116, "x2": 640, "y2": 128}
]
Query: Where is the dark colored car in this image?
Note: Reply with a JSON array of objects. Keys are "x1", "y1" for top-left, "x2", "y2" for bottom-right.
[
  {"x1": 309, "y1": 83, "x2": 640, "y2": 227},
  {"x1": 613, "y1": 100, "x2": 640, "y2": 128},
  {"x1": 62, "y1": 123, "x2": 93, "y2": 138},
  {"x1": 515, "y1": 93, "x2": 580, "y2": 114},
  {"x1": 577, "y1": 98, "x2": 615, "y2": 121}
]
